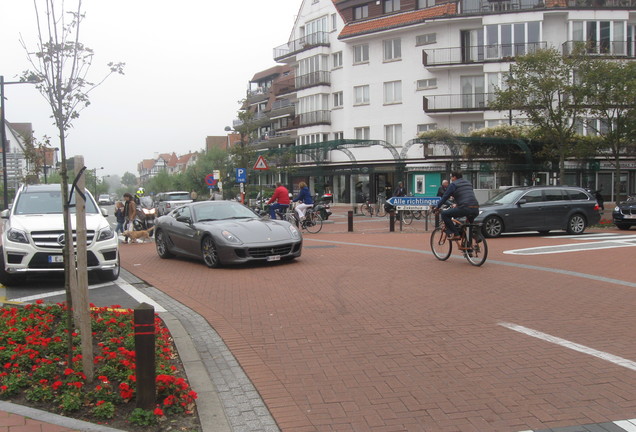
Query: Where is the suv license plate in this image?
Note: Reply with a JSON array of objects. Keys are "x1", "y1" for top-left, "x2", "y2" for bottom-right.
[
  {"x1": 267, "y1": 255, "x2": 281, "y2": 262},
  {"x1": 48, "y1": 255, "x2": 64, "y2": 263}
]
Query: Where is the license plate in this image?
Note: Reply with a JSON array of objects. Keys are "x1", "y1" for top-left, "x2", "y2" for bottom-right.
[
  {"x1": 267, "y1": 255, "x2": 281, "y2": 262},
  {"x1": 48, "y1": 255, "x2": 64, "y2": 263}
]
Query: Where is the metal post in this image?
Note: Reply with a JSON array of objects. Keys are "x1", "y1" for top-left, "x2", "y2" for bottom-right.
[
  {"x1": 0, "y1": 76, "x2": 8, "y2": 210},
  {"x1": 389, "y1": 211, "x2": 395, "y2": 232},
  {"x1": 134, "y1": 303, "x2": 156, "y2": 409},
  {"x1": 348, "y1": 210, "x2": 353, "y2": 232}
]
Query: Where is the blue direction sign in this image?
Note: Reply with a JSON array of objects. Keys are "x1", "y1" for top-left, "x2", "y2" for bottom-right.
[{"x1": 386, "y1": 196, "x2": 441, "y2": 207}]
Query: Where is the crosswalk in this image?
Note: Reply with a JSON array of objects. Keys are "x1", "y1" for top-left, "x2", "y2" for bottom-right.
[{"x1": 505, "y1": 233, "x2": 636, "y2": 255}]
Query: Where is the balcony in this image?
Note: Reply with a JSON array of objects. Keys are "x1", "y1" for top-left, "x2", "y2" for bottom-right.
[
  {"x1": 273, "y1": 76, "x2": 296, "y2": 95},
  {"x1": 273, "y1": 32, "x2": 330, "y2": 62},
  {"x1": 269, "y1": 99, "x2": 295, "y2": 119},
  {"x1": 562, "y1": 40, "x2": 636, "y2": 57},
  {"x1": 255, "y1": 131, "x2": 297, "y2": 147},
  {"x1": 295, "y1": 71, "x2": 331, "y2": 91},
  {"x1": 461, "y1": 0, "x2": 543, "y2": 14},
  {"x1": 298, "y1": 110, "x2": 331, "y2": 127},
  {"x1": 567, "y1": 0, "x2": 636, "y2": 6},
  {"x1": 246, "y1": 87, "x2": 270, "y2": 104},
  {"x1": 423, "y1": 42, "x2": 547, "y2": 66},
  {"x1": 423, "y1": 93, "x2": 493, "y2": 112}
]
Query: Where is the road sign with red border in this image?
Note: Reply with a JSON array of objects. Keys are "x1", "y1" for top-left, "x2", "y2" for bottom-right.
[
  {"x1": 205, "y1": 174, "x2": 218, "y2": 186},
  {"x1": 253, "y1": 156, "x2": 269, "y2": 170}
]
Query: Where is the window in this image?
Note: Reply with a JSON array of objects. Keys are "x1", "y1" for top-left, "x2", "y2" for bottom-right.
[
  {"x1": 383, "y1": 81, "x2": 402, "y2": 104},
  {"x1": 354, "y1": 127, "x2": 370, "y2": 140},
  {"x1": 332, "y1": 51, "x2": 343, "y2": 69},
  {"x1": 384, "y1": 124, "x2": 402, "y2": 145},
  {"x1": 384, "y1": 0, "x2": 401, "y2": 13},
  {"x1": 460, "y1": 75, "x2": 485, "y2": 109},
  {"x1": 333, "y1": 91, "x2": 343, "y2": 108},
  {"x1": 484, "y1": 22, "x2": 542, "y2": 59},
  {"x1": 354, "y1": 85, "x2": 370, "y2": 105},
  {"x1": 460, "y1": 121, "x2": 485, "y2": 133},
  {"x1": 331, "y1": 13, "x2": 337, "y2": 31},
  {"x1": 353, "y1": 5, "x2": 368, "y2": 20},
  {"x1": 416, "y1": 33, "x2": 437, "y2": 46},
  {"x1": 417, "y1": 123, "x2": 437, "y2": 133},
  {"x1": 572, "y1": 20, "x2": 626, "y2": 55},
  {"x1": 417, "y1": 78, "x2": 437, "y2": 90},
  {"x1": 418, "y1": 0, "x2": 436, "y2": 7},
  {"x1": 334, "y1": 131, "x2": 344, "y2": 140},
  {"x1": 353, "y1": 44, "x2": 369, "y2": 63},
  {"x1": 383, "y1": 38, "x2": 402, "y2": 61}
]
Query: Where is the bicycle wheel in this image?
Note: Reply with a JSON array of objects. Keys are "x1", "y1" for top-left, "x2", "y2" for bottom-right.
[
  {"x1": 376, "y1": 203, "x2": 386, "y2": 217},
  {"x1": 430, "y1": 228, "x2": 452, "y2": 261},
  {"x1": 400, "y1": 210, "x2": 414, "y2": 225},
  {"x1": 412, "y1": 210, "x2": 423, "y2": 220},
  {"x1": 304, "y1": 212, "x2": 323, "y2": 233},
  {"x1": 464, "y1": 228, "x2": 488, "y2": 266},
  {"x1": 359, "y1": 203, "x2": 371, "y2": 217},
  {"x1": 285, "y1": 212, "x2": 299, "y2": 227}
]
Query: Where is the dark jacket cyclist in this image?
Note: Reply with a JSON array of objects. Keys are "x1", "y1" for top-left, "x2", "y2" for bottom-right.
[{"x1": 435, "y1": 171, "x2": 479, "y2": 239}]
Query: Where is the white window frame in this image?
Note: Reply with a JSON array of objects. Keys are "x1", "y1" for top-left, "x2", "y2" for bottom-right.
[
  {"x1": 383, "y1": 38, "x2": 402, "y2": 61},
  {"x1": 417, "y1": 123, "x2": 437, "y2": 134},
  {"x1": 416, "y1": 78, "x2": 437, "y2": 90},
  {"x1": 354, "y1": 127, "x2": 371, "y2": 140},
  {"x1": 332, "y1": 51, "x2": 343, "y2": 69},
  {"x1": 354, "y1": 85, "x2": 370, "y2": 105},
  {"x1": 383, "y1": 81, "x2": 402, "y2": 104},
  {"x1": 384, "y1": 124, "x2": 402, "y2": 145},
  {"x1": 416, "y1": 33, "x2": 437, "y2": 46},
  {"x1": 353, "y1": 44, "x2": 370, "y2": 63},
  {"x1": 333, "y1": 91, "x2": 344, "y2": 108},
  {"x1": 384, "y1": 0, "x2": 401, "y2": 13},
  {"x1": 353, "y1": 5, "x2": 369, "y2": 20}
]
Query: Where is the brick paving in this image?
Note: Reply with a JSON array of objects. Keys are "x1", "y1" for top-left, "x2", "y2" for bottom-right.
[{"x1": 116, "y1": 208, "x2": 636, "y2": 431}]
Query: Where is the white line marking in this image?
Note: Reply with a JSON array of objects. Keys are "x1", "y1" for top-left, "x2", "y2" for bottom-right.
[
  {"x1": 116, "y1": 279, "x2": 166, "y2": 312},
  {"x1": 12, "y1": 282, "x2": 111, "y2": 303},
  {"x1": 505, "y1": 239, "x2": 636, "y2": 255},
  {"x1": 499, "y1": 322, "x2": 636, "y2": 372},
  {"x1": 615, "y1": 419, "x2": 636, "y2": 432}
]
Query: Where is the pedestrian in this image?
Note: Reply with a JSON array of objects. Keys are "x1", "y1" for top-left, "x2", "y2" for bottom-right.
[
  {"x1": 394, "y1": 181, "x2": 406, "y2": 197},
  {"x1": 267, "y1": 182, "x2": 291, "y2": 219},
  {"x1": 123, "y1": 192, "x2": 137, "y2": 243},
  {"x1": 437, "y1": 179, "x2": 449, "y2": 197},
  {"x1": 114, "y1": 201, "x2": 125, "y2": 237}
]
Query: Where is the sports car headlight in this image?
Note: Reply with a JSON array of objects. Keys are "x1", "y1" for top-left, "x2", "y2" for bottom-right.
[
  {"x1": 96, "y1": 226, "x2": 115, "y2": 242},
  {"x1": 6, "y1": 228, "x2": 29, "y2": 244},
  {"x1": 289, "y1": 225, "x2": 301, "y2": 240},
  {"x1": 222, "y1": 230, "x2": 242, "y2": 244}
]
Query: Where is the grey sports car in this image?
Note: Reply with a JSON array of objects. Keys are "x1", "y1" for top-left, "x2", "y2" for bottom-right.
[{"x1": 154, "y1": 200, "x2": 302, "y2": 267}]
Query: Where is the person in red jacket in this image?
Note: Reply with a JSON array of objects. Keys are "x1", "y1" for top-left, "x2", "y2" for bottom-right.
[{"x1": 267, "y1": 182, "x2": 291, "y2": 219}]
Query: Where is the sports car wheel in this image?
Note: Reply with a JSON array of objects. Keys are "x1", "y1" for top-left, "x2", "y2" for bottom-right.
[
  {"x1": 482, "y1": 216, "x2": 503, "y2": 238},
  {"x1": 201, "y1": 236, "x2": 221, "y2": 268},
  {"x1": 155, "y1": 229, "x2": 174, "y2": 259},
  {"x1": 566, "y1": 214, "x2": 586, "y2": 235}
]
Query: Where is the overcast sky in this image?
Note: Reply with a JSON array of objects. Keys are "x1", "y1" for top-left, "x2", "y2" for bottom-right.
[{"x1": 1, "y1": 0, "x2": 300, "y2": 180}]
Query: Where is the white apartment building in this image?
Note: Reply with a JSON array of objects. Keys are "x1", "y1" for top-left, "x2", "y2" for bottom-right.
[{"x1": 244, "y1": 0, "x2": 635, "y2": 203}]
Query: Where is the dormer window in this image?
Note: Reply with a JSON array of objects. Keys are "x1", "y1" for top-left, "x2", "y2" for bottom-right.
[
  {"x1": 384, "y1": 0, "x2": 401, "y2": 13},
  {"x1": 353, "y1": 5, "x2": 369, "y2": 20}
]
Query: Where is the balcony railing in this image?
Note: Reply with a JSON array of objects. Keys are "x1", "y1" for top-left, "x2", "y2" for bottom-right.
[
  {"x1": 423, "y1": 93, "x2": 493, "y2": 112},
  {"x1": 461, "y1": 0, "x2": 543, "y2": 14},
  {"x1": 567, "y1": 0, "x2": 636, "y2": 6},
  {"x1": 298, "y1": 110, "x2": 331, "y2": 126},
  {"x1": 562, "y1": 40, "x2": 636, "y2": 57},
  {"x1": 273, "y1": 31, "x2": 330, "y2": 62},
  {"x1": 273, "y1": 76, "x2": 296, "y2": 95},
  {"x1": 295, "y1": 71, "x2": 331, "y2": 90},
  {"x1": 424, "y1": 42, "x2": 546, "y2": 66}
]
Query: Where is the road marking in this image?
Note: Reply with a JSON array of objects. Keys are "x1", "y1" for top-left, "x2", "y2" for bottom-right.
[
  {"x1": 11, "y1": 282, "x2": 111, "y2": 303},
  {"x1": 615, "y1": 419, "x2": 636, "y2": 432},
  {"x1": 116, "y1": 279, "x2": 166, "y2": 312},
  {"x1": 505, "y1": 234, "x2": 636, "y2": 255},
  {"x1": 499, "y1": 322, "x2": 636, "y2": 372}
]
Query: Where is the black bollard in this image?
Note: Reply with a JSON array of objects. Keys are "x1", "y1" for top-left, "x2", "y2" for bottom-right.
[
  {"x1": 134, "y1": 303, "x2": 156, "y2": 410},
  {"x1": 389, "y1": 212, "x2": 395, "y2": 232},
  {"x1": 348, "y1": 210, "x2": 354, "y2": 232}
]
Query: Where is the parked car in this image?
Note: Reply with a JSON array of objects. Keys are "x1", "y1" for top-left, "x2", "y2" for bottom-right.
[
  {"x1": 0, "y1": 184, "x2": 120, "y2": 285},
  {"x1": 612, "y1": 195, "x2": 636, "y2": 230},
  {"x1": 98, "y1": 194, "x2": 112, "y2": 205},
  {"x1": 475, "y1": 185, "x2": 601, "y2": 238},
  {"x1": 154, "y1": 200, "x2": 302, "y2": 268},
  {"x1": 155, "y1": 191, "x2": 193, "y2": 216}
]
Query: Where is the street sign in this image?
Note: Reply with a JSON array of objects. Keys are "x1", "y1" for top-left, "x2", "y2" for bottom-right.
[
  {"x1": 396, "y1": 205, "x2": 430, "y2": 211},
  {"x1": 235, "y1": 168, "x2": 246, "y2": 183},
  {"x1": 387, "y1": 196, "x2": 440, "y2": 207},
  {"x1": 253, "y1": 155, "x2": 269, "y2": 170},
  {"x1": 205, "y1": 174, "x2": 217, "y2": 187}
]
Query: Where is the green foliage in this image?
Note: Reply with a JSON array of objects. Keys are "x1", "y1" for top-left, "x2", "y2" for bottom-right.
[
  {"x1": 120, "y1": 172, "x2": 137, "y2": 188},
  {"x1": 468, "y1": 124, "x2": 536, "y2": 139},
  {"x1": 417, "y1": 128, "x2": 457, "y2": 141},
  {"x1": 91, "y1": 401, "x2": 116, "y2": 420},
  {"x1": 59, "y1": 392, "x2": 82, "y2": 413},
  {"x1": 128, "y1": 408, "x2": 157, "y2": 426}
]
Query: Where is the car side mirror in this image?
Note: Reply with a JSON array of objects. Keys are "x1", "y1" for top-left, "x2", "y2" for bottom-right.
[
  {"x1": 176, "y1": 215, "x2": 192, "y2": 224},
  {"x1": 517, "y1": 198, "x2": 527, "y2": 206},
  {"x1": 101, "y1": 208, "x2": 109, "y2": 217},
  {"x1": 0, "y1": 209, "x2": 9, "y2": 219}
]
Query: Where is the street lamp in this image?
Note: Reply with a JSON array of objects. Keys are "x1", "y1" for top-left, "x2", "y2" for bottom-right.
[
  {"x1": 93, "y1": 167, "x2": 104, "y2": 197},
  {"x1": 1, "y1": 75, "x2": 39, "y2": 209}
]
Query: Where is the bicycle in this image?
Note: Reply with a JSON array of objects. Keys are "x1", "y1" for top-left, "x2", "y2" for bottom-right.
[
  {"x1": 359, "y1": 195, "x2": 375, "y2": 217},
  {"x1": 286, "y1": 204, "x2": 323, "y2": 233},
  {"x1": 375, "y1": 193, "x2": 387, "y2": 217},
  {"x1": 430, "y1": 210, "x2": 488, "y2": 266}
]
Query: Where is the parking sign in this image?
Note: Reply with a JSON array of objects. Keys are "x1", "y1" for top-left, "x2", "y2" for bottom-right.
[{"x1": 236, "y1": 168, "x2": 247, "y2": 183}]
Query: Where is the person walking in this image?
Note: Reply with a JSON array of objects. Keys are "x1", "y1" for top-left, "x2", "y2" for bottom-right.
[
  {"x1": 114, "y1": 201, "x2": 125, "y2": 238},
  {"x1": 394, "y1": 181, "x2": 406, "y2": 197},
  {"x1": 123, "y1": 192, "x2": 137, "y2": 243},
  {"x1": 434, "y1": 171, "x2": 479, "y2": 240},
  {"x1": 437, "y1": 180, "x2": 449, "y2": 197},
  {"x1": 292, "y1": 181, "x2": 314, "y2": 222},
  {"x1": 267, "y1": 182, "x2": 291, "y2": 219}
]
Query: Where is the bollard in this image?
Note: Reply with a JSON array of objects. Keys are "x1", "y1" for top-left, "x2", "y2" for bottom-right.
[
  {"x1": 389, "y1": 212, "x2": 395, "y2": 232},
  {"x1": 348, "y1": 210, "x2": 354, "y2": 232},
  {"x1": 134, "y1": 303, "x2": 156, "y2": 410}
]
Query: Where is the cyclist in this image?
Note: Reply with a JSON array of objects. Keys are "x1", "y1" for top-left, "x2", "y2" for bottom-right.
[
  {"x1": 292, "y1": 181, "x2": 314, "y2": 222},
  {"x1": 434, "y1": 171, "x2": 479, "y2": 240},
  {"x1": 267, "y1": 182, "x2": 291, "y2": 220}
]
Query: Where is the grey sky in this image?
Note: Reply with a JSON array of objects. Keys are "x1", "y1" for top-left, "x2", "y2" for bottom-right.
[{"x1": 1, "y1": 0, "x2": 299, "y2": 179}]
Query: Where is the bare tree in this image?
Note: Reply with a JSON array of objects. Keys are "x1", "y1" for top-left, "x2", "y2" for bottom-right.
[{"x1": 20, "y1": 0, "x2": 124, "y2": 381}]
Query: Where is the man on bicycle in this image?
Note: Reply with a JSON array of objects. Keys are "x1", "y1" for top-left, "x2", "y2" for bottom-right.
[
  {"x1": 267, "y1": 182, "x2": 291, "y2": 219},
  {"x1": 435, "y1": 171, "x2": 479, "y2": 240}
]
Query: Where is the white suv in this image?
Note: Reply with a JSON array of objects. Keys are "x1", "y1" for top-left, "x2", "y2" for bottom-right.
[{"x1": 0, "y1": 184, "x2": 120, "y2": 285}]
